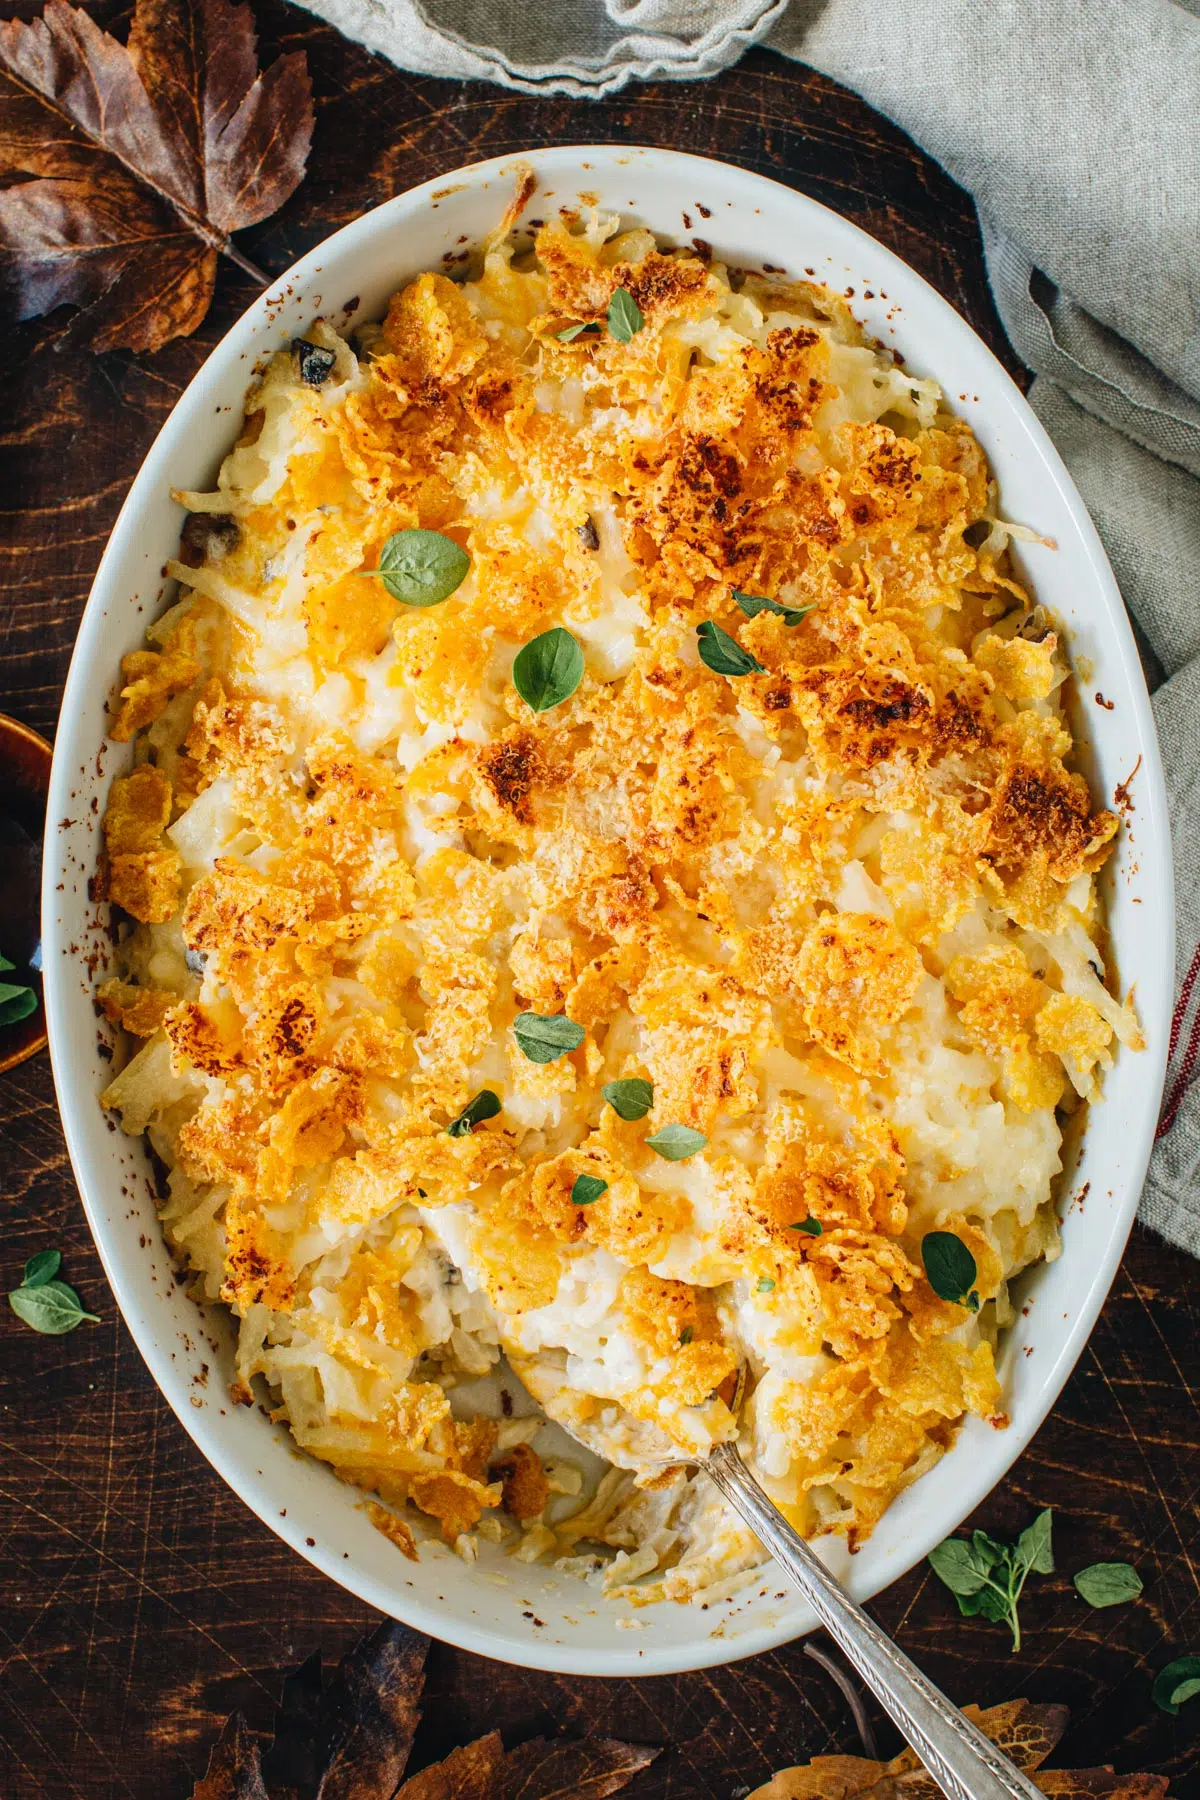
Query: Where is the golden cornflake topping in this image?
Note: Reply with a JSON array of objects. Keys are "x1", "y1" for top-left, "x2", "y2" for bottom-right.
[{"x1": 95, "y1": 198, "x2": 1137, "y2": 1590}]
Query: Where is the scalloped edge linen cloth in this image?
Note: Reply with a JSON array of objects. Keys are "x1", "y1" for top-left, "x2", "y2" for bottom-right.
[{"x1": 291, "y1": 0, "x2": 1200, "y2": 1253}]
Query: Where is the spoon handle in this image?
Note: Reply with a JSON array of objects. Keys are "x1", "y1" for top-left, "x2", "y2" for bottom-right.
[{"x1": 705, "y1": 1442, "x2": 1044, "y2": 1800}]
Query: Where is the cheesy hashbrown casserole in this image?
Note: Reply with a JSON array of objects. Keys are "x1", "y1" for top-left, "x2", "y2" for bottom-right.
[{"x1": 96, "y1": 204, "x2": 1140, "y2": 1605}]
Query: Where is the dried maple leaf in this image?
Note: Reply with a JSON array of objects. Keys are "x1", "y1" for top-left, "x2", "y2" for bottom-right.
[
  {"x1": 745, "y1": 1699, "x2": 1170, "y2": 1800},
  {"x1": 0, "y1": 0, "x2": 312, "y2": 352},
  {"x1": 193, "y1": 1713, "x2": 270, "y2": 1800},
  {"x1": 314, "y1": 1622, "x2": 428, "y2": 1800},
  {"x1": 394, "y1": 1731, "x2": 660, "y2": 1800},
  {"x1": 189, "y1": 1623, "x2": 659, "y2": 1800}
]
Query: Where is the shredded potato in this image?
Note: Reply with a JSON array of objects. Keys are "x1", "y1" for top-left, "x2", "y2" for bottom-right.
[{"x1": 96, "y1": 206, "x2": 1136, "y2": 1601}]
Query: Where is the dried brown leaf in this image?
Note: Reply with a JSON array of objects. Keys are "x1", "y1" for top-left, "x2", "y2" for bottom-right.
[
  {"x1": 0, "y1": 0, "x2": 311, "y2": 351},
  {"x1": 314, "y1": 1621, "x2": 429, "y2": 1800},
  {"x1": 491, "y1": 1734, "x2": 661, "y2": 1799},
  {"x1": 745, "y1": 1699, "x2": 1169, "y2": 1800},
  {"x1": 192, "y1": 1712, "x2": 270, "y2": 1800},
  {"x1": 1037, "y1": 1776, "x2": 1170, "y2": 1799},
  {"x1": 191, "y1": 1625, "x2": 658, "y2": 1800},
  {"x1": 393, "y1": 1729, "x2": 506, "y2": 1800},
  {"x1": 261, "y1": 1649, "x2": 327, "y2": 1800}
]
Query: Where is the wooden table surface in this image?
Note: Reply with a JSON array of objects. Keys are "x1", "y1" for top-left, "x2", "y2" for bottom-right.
[{"x1": 2, "y1": 11, "x2": 1198, "y2": 1797}]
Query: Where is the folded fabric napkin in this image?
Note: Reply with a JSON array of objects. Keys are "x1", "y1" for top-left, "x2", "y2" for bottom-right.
[{"x1": 296, "y1": 0, "x2": 1200, "y2": 1253}]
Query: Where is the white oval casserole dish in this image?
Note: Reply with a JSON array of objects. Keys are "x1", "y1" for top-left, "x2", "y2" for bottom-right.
[{"x1": 43, "y1": 145, "x2": 1173, "y2": 1675}]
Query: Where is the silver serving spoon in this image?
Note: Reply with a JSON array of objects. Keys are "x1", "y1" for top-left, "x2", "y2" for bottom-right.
[{"x1": 514, "y1": 1356, "x2": 1043, "y2": 1800}]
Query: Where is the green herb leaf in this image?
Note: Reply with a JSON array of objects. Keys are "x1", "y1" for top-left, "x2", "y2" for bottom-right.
[
  {"x1": 364, "y1": 529, "x2": 470, "y2": 607},
  {"x1": 607, "y1": 287, "x2": 644, "y2": 343},
  {"x1": 696, "y1": 619, "x2": 765, "y2": 678},
  {"x1": 572, "y1": 1174, "x2": 608, "y2": 1206},
  {"x1": 0, "y1": 987, "x2": 37, "y2": 1026},
  {"x1": 22, "y1": 1250, "x2": 61, "y2": 1288},
  {"x1": 557, "y1": 321, "x2": 599, "y2": 342},
  {"x1": 1153, "y1": 1656, "x2": 1200, "y2": 1715},
  {"x1": 9, "y1": 1278, "x2": 99, "y2": 1335},
  {"x1": 645, "y1": 1123, "x2": 707, "y2": 1161},
  {"x1": 678, "y1": 1325, "x2": 694, "y2": 1346},
  {"x1": 1015, "y1": 1509, "x2": 1055, "y2": 1577},
  {"x1": 446, "y1": 1089, "x2": 501, "y2": 1138},
  {"x1": 755, "y1": 1276, "x2": 776, "y2": 1294},
  {"x1": 512, "y1": 626, "x2": 585, "y2": 712},
  {"x1": 601, "y1": 1077, "x2": 654, "y2": 1121},
  {"x1": 789, "y1": 1217, "x2": 822, "y2": 1236},
  {"x1": 1074, "y1": 1561, "x2": 1142, "y2": 1609},
  {"x1": 513, "y1": 1011, "x2": 586, "y2": 1064},
  {"x1": 732, "y1": 589, "x2": 814, "y2": 628},
  {"x1": 921, "y1": 1230, "x2": 980, "y2": 1310},
  {"x1": 928, "y1": 1512, "x2": 1053, "y2": 1651},
  {"x1": 927, "y1": 1537, "x2": 991, "y2": 1598},
  {"x1": 0, "y1": 954, "x2": 12, "y2": 971}
]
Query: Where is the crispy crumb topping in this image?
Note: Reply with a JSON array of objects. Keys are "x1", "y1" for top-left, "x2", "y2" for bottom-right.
[{"x1": 96, "y1": 208, "x2": 1137, "y2": 1595}]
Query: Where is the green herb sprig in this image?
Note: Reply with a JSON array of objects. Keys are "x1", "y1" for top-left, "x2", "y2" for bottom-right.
[
  {"x1": 601, "y1": 1078, "x2": 653, "y2": 1121},
  {"x1": 1153, "y1": 1656, "x2": 1200, "y2": 1715},
  {"x1": 696, "y1": 620, "x2": 765, "y2": 678},
  {"x1": 732, "y1": 589, "x2": 814, "y2": 628},
  {"x1": 556, "y1": 287, "x2": 644, "y2": 345},
  {"x1": 512, "y1": 627, "x2": 584, "y2": 712},
  {"x1": 513, "y1": 1011, "x2": 585, "y2": 1065},
  {"x1": 790, "y1": 1217, "x2": 822, "y2": 1237},
  {"x1": 0, "y1": 954, "x2": 37, "y2": 1027},
  {"x1": 8, "y1": 1250, "x2": 100, "y2": 1336},
  {"x1": 571, "y1": 1174, "x2": 608, "y2": 1206},
  {"x1": 362, "y1": 529, "x2": 469, "y2": 607},
  {"x1": 927, "y1": 1510, "x2": 1053, "y2": 1652},
  {"x1": 1073, "y1": 1561, "x2": 1142, "y2": 1610},
  {"x1": 606, "y1": 288, "x2": 644, "y2": 343},
  {"x1": 446, "y1": 1090, "x2": 501, "y2": 1137},
  {"x1": 922, "y1": 1230, "x2": 980, "y2": 1311},
  {"x1": 645, "y1": 1123, "x2": 707, "y2": 1161}
]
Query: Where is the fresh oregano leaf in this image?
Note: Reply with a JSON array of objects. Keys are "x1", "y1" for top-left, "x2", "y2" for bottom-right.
[
  {"x1": 928, "y1": 1536, "x2": 991, "y2": 1598},
  {"x1": 756, "y1": 1276, "x2": 776, "y2": 1293},
  {"x1": 571, "y1": 1174, "x2": 608, "y2": 1206},
  {"x1": 790, "y1": 1217, "x2": 822, "y2": 1236},
  {"x1": 1074, "y1": 1561, "x2": 1142, "y2": 1609},
  {"x1": 696, "y1": 620, "x2": 765, "y2": 678},
  {"x1": 512, "y1": 627, "x2": 585, "y2": 712},
  {"x1": 1015, "y1": 1509, "x2": 1055, "y2": 1576},
  {"x1": 645, "y1": 1123, "x2": 707, "y2": 1161},
  {"x1": 732, "y1": 588, "x2": 814, "y2": 627},
  {"x1": 678, "y1": 1325, "x2": 694, "y2": 1346},
  {"x1": 607, "y1": 287, "x2": 644, "y2": 343},
  {"x1": 513, "y1": 1011, "x2": 586, "y2": 1064},
  {"x1": 0, "y1": 984, "x2": 37, "y2": 1026},
  {"x1": 0, "y1": 954, "x2": 13, "y2": 971},
  {"x1": 921, "y1": 1231, "x2": 980, "y2": 1310},
  {"x1": 557, "y1": 321, "x2": 599, "y2": 342},
  {"x1": 601, "y1": 1078, "x2": 654, "y2": 1121},
  {"x1": 365, "y1": 529, "x2": 470, "y2": 607},
  {"x1": 1153, "y1": 1656, "x2": 1200, "y2": 1715},
  {"x1": 928, "y1": 1512, "x2": 1053, "y2": 1651},
  {"x1": 9, "y1": 1278, "x2": 99, "y2": 1335},
  {"x1": 22, "y1": 1250, "x2": 61, "y2": 1288},
  {"x1": 446, "y1": 1089, "x2": 501, "y2": 1138}
]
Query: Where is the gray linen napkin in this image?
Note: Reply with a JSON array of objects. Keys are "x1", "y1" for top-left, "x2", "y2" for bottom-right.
[{"x1": 294, "y1": 0, "x2": 1200, "y2": 1252}]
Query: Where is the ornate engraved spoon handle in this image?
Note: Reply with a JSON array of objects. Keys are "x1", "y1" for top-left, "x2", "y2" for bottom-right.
[{"x1": 705, "y1": 1442, "x2": 1044, "y2": 1800}]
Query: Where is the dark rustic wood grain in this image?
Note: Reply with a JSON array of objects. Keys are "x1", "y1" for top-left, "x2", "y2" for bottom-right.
[{"x1": 2, "y1": 13, "x2": 1196, "y2": 1799}]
